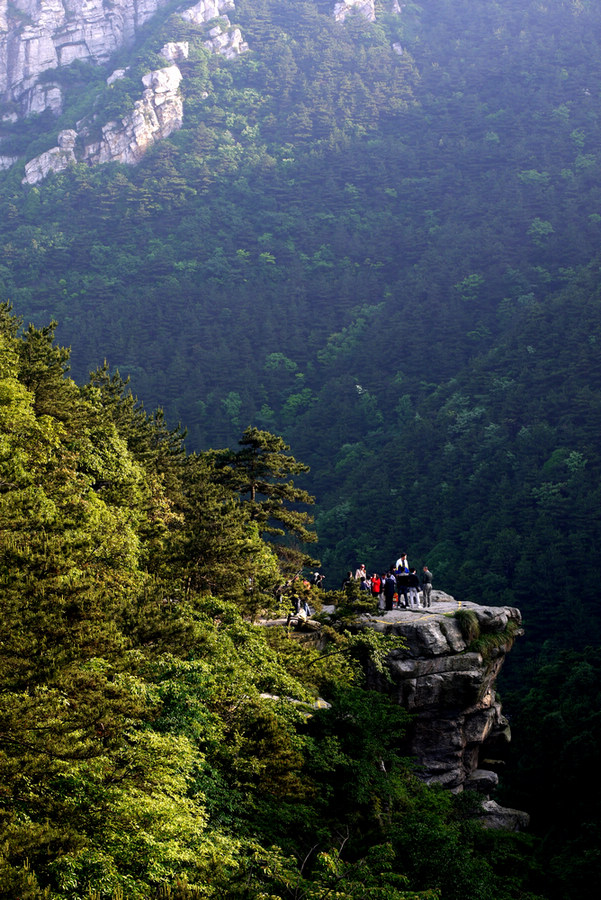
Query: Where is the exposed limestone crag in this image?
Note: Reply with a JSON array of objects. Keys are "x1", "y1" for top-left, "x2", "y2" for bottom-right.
[
  {"x1": 181, "y1": 0, "x2": 247, "y2": 59},
  {"x1": 12, "y1": 0, "x2": 249, "y2": 182},
  {"x1": 333, "y1": 1, "x2": 376, "y2": 24},
  {"x1": 362, "y1": 593, "x2": 529, "y2": 829},
  {"x1": 1, "y1": 0, "x2": 167, "y2": 115},
  {"x1": 1, "y1": 0, "x2": 244, "y2": 117},
  {"x1": 263, "y1": 591, "x2": 527, "y2": 829},
  {"x1": 22, "y1": 62, "x2": 183, "y2": 183},
  {"x1": 81, "y1": 63, "x2": 183, "y2": 167},
  {"x1": 332, "y1": 1, "x2": 401, "y2": 24}
]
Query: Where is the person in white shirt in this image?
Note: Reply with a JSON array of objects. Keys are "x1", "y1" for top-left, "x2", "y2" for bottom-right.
[{"x1": 395, "y1": 553, "x2": 409, "y2": 573}]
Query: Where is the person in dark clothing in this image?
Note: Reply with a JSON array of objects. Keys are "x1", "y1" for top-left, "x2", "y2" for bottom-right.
[
  {"x1": 384, "y1": 572, "x2": 397, "y2": 611},
  {"x1": 395, "y1": 568, "x2": 409, "y2": 608},
  {"x1": 407, "y1": 567, "x2": 420, "y2": 608},
  {"x1": 311, "y1": 571, "x2": 325, "y2": 589},
  {"x1": 421, "y1": 565, "x2": 433, "y2": 607}
]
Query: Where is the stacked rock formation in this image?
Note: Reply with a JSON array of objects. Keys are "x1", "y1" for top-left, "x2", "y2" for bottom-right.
[{"x1": 363, "y1": 593, "x2": 529, "y2": 829}]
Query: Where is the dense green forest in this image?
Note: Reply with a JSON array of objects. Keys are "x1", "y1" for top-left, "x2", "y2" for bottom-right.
[
  {"x1": 2, "y1": 0, "x2": 601, "y2": 896},
  {"x1": 0, "y1": 305, "x2": 542, "y2": 898}
]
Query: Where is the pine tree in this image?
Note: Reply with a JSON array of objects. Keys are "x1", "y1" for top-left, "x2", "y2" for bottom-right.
[{"x1": 211, "y1": 426, "x2": 318, "y2": 572}]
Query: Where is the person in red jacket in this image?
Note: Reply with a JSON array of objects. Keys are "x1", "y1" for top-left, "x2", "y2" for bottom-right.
[{"x1": 370, "y1": 573, "x2": 381, "y2": 602}]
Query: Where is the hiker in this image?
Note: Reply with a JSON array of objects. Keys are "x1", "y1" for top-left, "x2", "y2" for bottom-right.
[
  {"x1": 421, "y1": 565, "x2": 433, "y2": 607},
  {"x1": 370, "y1": 573, "x2": 381, "y2": 602},
  {"x1": 395, "y1": 567, "x2": 409, "y2": 608},
  {"x1": 407, "y1": 568, "x2": 420, "y2": 609},
  {"x1": 395, "y1": 552, "x2": 409, "y2": 573},
  {"x1": 384, "y1": 572, "x2": 397, "y2": 611}
]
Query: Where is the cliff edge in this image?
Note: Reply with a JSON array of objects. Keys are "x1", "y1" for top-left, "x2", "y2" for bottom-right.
[{"x1": 363, "y1": 593, "x2": 529, "y2": 829}]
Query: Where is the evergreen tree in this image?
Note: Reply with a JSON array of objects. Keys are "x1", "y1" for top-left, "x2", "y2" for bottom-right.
[{"x1": 212, "y1": 426, "x2": 318, "y2": 571}]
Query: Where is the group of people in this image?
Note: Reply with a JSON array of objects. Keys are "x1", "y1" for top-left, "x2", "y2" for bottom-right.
[
  {"x1": 276, "y1": 554, "x2": 434, "y2": 622},
  {"x1": 343, "y1": 554, "x2": 433, "y2": 611}
]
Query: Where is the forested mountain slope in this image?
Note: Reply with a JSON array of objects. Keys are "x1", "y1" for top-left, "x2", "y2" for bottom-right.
[
  {"x1": 1, "y1": 0, "x2": 600, "y2": 671},
  {"x1": 2, "y1": 4, "x2": 601, "y2": 893},
  {"x1": 1, "y1": 304, "x2": 547, "y2": 899}
]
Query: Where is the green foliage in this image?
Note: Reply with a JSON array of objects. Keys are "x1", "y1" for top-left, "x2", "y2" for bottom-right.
[
  {"x1": 468, "y1": 620, "x2": 522, "y2": 662},
  {"x1": 211, "y1": 426, "x2": 318, "y2": 572},
  {"x1": 500, "y1": 646, "x2": 601, "y2": 899},
  {"x1": 454, "y1": 608, "x2": 481, "y2": 644}
]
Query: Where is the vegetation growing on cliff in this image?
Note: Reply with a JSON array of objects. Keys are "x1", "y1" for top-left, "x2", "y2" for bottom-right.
[{"x1": 1, "y1": 306, "x2": 548, "y2": 899}]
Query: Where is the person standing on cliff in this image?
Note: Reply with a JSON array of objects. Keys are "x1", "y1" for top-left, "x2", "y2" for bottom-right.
[
  {"x1": 395, "y1": 552, "x2": 409, "y2": 572},
  {"x1": 421, "y1": 565, "x2": 433, "y2": 607},
  {"x1": 355, "y1": 563, "x2": 367, "y2": 581},
  {"x1": 395, "y1": 567, "x2": 409, "y2": 608},
  {"x1": 384, "y1": 572, "x2": 397, "y2": 611},
  {"x1": 407, "y1": 568, "x2": 420, "y2": 608}
]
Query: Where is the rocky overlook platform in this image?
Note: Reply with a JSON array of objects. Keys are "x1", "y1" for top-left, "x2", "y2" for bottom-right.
[{"x1": 272, "y1": 591, "x2": 529, "y2": 830}]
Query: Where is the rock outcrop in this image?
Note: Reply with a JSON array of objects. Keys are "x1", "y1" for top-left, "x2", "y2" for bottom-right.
[
  {"x1": 181, "y1": 0, "x2": 248, "y2": 59},
  {"x1": 363, "y1": 593, "x2": 529, "y2": 829},
  {"x1": 0, "y1": 0, "x2": 244, "y2": 117},
  {"x1": 333, "y1": 0, "x2": 402, "y2": 24},
  {"x1": 11, "y1": 0, "x2": 250, "y2": 182},
  {"x1": 82, "y1": 64, "x2": 183, "y2": 167},
  {"x1": 0, "y1": 0, "x2": 166, "y2": 115},
  {"x1": 22, "y1": 125, "x2": 77, "y2": 183},
  {"x1": 333, "y1": 1, "x2": 376, "y2": 24},
  {"x1": 264, "y1": 590, "x2": 527, "y2": 829},
  {"x1": 22, "y1": 62, "x2": 183, "y2": 183}
]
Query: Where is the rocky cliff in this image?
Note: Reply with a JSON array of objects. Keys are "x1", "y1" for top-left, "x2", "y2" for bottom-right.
[
  {"x1": 334, "y1": 0, "x2": 401, "y2": 24},
  {"x1": 22, "y1": 60, "x2": 184, "y2": 183},
  {"x1": 11, "y1": 0, "x2": 248, "y2": 181},
  {"x1": 363, "y1": 593, "x2": 529, "y2": 829},
  {"x1": 3, "y1": 1, "x2": 403, "y2": 180},
  {"x1": 268, "y1": 591, "x2": 527, "y2": 829},
  {"x1": 0, "y1": 0, "x2": 241, "y2": 117},
  {"x1": 1, "y1": 0, "x2": 166, "y2": 116},
  {"x1": 1, "y1": 1, "x2": 400, "y2": 118}
]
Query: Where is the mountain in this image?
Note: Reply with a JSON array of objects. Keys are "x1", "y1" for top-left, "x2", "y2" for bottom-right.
[
  {"x1": 1, "y1": 1, "x2": 600, "y2": 638},
  {"x1": 3, "y1": 2, "x2": 601, "y2": 895}
]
